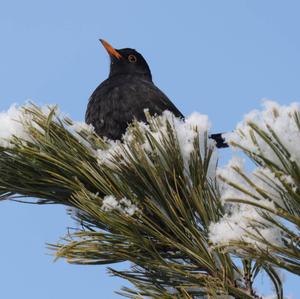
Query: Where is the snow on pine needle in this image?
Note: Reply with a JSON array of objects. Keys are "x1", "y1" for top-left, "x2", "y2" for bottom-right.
[
  {"x1": 217, "y1": 156, "x2": 296, "y2": 210},
  {"x1": 222, "y1": 100, "x2": 300, "y2": 209},
  {"x1": 0, "y1": 101, "x2": 295, "y2": 295},
  {"x1": 0, "y1": 103, "x2": 97, "y2": 150},
  {"x1": 96, "y1": 110, "x2": 218, "y2": 177},
  {"x1": 0, "y1": 103, "x2": 218, "y2": 183},
  {"x1": 69, "y1": 121, "x2": 95, "y2": 135},
  {"x1": 0, "y1": 103, "x2": 57, "y2": 148},
  {"x1": 209, "y1": 157, "x2": 284, "y2": 248},
  {"x1": 223, "y1": 100, "x2": 300, "y2": 168},
  {"x1": 101, "y1": 195, "x2": 140, "y2": 216},
  {"x1": 140, "y1": 110, "x2": 212, "y2": 163},
  {"x1": 0, "y1": 104, "x2": 35, "y2": 148},
  {"x1": 209, "y1": 100, "x2": 300, "y2": 249}
]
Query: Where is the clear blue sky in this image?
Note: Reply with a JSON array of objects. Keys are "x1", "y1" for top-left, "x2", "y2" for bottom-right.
[{"x1": 0, "y1": 1, "x2": 299, "y2": 298}]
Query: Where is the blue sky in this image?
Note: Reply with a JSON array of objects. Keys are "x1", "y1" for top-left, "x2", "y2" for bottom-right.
[{"x1": 0, "y1": 0, "x2": 299, "y2": 298}]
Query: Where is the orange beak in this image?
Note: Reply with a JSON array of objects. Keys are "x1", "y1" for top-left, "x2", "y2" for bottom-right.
[{"x1": 99, "y1": 39, "x2": 122, "y2": 60}]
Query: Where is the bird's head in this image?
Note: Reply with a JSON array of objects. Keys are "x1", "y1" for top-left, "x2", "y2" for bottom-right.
[{"x1": 100, "y1": 39, "x2": 152, "y2": 81}]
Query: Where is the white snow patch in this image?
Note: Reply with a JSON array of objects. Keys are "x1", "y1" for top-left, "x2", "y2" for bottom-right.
[
  {"x1": 96, "y1": 139, "x2": 123, "y2": 167},
  {"x1": 101, "y1": 195, "x2": 139, "y2": 216},
  {"x1": 224, "y1": 100, "x2": 300, "y2": 168},
  {"x1": 211, "y1": 157, "x2": 285, "y2": 249},
  {"x1": 209, "y1": 198, "x2": 283, "y2": 249},
  {"x1": 212, "y1": 101, "x2": 300, "y2": 248},
  {"x1": 0, "y1": 104, "x2": 30, "y2": 148},
  {"x1": 0, "y1": 103, "x2": 62, "y2": 148},
  {"x1": 69, "y1": 121, "x2": 95, "y2": 134},
  {"x1": 96, "y1": 110, "x2": 218, "y2": 178}
]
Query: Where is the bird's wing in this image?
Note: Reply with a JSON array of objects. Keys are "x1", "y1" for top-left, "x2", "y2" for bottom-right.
[
  {"x1": 85, "y1": 83, "x2": 126, "y2": 139},
  {"x1": 117, "y1": 80, "x2": 184, "y2": 120},
  {"x1": 86, "y1": 79, "x2": 183, "y2": 140}
]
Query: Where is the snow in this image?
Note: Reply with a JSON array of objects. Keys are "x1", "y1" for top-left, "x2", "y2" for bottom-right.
[
  {"x1": 0, "y1": 104, "x2": 30, "y2": 148},
  {"x1": 169, "y1": 111, "x2": 211, "y2": 163},
  {"x1": 209, "y1": 198, "x2": 283, "y2": 248},
  {"x1": 101, "y1": 195, "x2": 139, "y2": 216},
  {"x1": 96, "y1": 110, "x2": 218, "y2": 178},
  {"x1": 96, "y1": 139, "x2": 122, "y2": 167},
  {"x1": 0, "y1": 103, "x2": 218, "y2": 178},
  {"x1": 69, "y1": 121, "x2": 95, "y2": 134},
  {"x1": 142, "y1": 111, "x2": 214, "y2": 166},
  {"x1": 209, "y1": 100, "x2": 300, "y2": 249},
  {"x1": 209, "y1": 155, "x2": 286, "y2": 248},
  {"x1": 68, "y1": 121, "x2": 96, "y2": 149},
  {"x1": 0, "y1": 103, "x2": 97, "y2": 150},
  {"x1": 0, "y1": 103, "x2": 63, "y2": 148},
  {"x1": 1, "y1": 101, "x2": 294, "y2": 250},
  {"x1": 101, "y1": 195, "x2": 119, "y2": 211},
  {"x1": 217, "y1": 156, "x2": 295, "y2": 209},
  {"x1": 224, "y1": 100, "x2": 300, "y2": 169}
]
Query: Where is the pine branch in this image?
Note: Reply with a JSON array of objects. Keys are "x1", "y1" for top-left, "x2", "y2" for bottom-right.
[
  {"x1": 0, "y1": 103, "x2": 281, "y2": 298},
  {"x1": 211, "y1": 101, "x2": 300, "y2": 290}
]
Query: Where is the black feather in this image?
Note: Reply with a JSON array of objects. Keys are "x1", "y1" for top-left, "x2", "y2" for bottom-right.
[
  {"x1": 86, "y1": 74, "x2": 183, "y2": 140},
  {"x1": 85, "y1": 45, "x2": 228, "y2": 148}
]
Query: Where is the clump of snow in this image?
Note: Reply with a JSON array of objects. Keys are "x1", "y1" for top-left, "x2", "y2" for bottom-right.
[
  {"x1": 101, "y1": 195, "x2": 139, "y2": 216},
  {"x1": 68, "y1": 121, "x2": 96, "y2": 149},
  {"x1": 166, "y1": 111, "x2": 210, "y2": 162},
  {"x1": 69, "y1": 121, "x2": 95, "y2": 134},
  {"x1": 0, "y1": 103, "x2": 98, "y2": 150},
  {"x1": 96, "y1": 139, "x2": 123, "y2": 167},
  {"x1": 96, "y1": 110, "x2": 218, "y2": 177},
  {"x1": 217, "y1": 156, "x2": 295, "y2": 209},
  {"x1": 101, "y1": 195, "x2": 119, "y2": 211},
  {"x1": 142, "y1": 111, "x2": 213, "y2": 163},
  {"x1": 210, "y1": 157, "x2": 285, "y2": 248},
  {"x1": 0, "y1": 104, "x2": 30, "y2": 148},
  {"x1": 209, "y1": 198, "x2": 283, "y2": 249},
  {"x1": 224, "y1": 100, "x2": 300, "y2": 169},
  {"x1": 0, "y1": 103, "x2": 62, "y2": 148},
  {"x1": 211, "y1": 101, "x2": 300, "y2": 249}
]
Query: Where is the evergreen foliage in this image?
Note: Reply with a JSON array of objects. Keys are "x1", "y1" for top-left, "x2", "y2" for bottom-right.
[{"x1": 0, "y1": 102, "x2": 298, "y2": 298}]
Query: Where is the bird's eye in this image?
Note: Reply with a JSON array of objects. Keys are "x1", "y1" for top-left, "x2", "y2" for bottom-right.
[{"x1": 128, "y1": 54, "x2": 137, "y2": 63}]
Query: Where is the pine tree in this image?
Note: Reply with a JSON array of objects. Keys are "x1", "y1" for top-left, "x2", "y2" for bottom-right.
[{"x1": 0, "y1": 102, "x2": 298, "y2": 298}]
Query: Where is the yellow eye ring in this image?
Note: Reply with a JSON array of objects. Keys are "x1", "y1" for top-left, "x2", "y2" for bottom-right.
[{"x1": 128, "y1": 54, "x2": 137, "y2": 63}]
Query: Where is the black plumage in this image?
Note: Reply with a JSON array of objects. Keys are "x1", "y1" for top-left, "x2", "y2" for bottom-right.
[{"x1": 85, "y1": 40, "x2": 227, "y2": 148}]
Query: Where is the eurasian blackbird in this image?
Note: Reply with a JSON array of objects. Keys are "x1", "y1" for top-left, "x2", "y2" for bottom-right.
[{"x1": 85, "y1": 40, "x2": 227, "y2": 148}]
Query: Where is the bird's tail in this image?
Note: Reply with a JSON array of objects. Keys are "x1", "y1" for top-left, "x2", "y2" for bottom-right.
[{"x1": 209, "y1": 133, "x2": 228, "y2": 148}]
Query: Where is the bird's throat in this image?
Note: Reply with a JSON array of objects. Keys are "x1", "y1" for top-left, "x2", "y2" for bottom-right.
[{"x1": 109, "y1": 71, "x2": 152, "y2": 82}]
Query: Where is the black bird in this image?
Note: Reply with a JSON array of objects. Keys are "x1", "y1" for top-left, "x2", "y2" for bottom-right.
[{"x1": 85, "y1": 40, "x2": 227, "y2": 148}]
